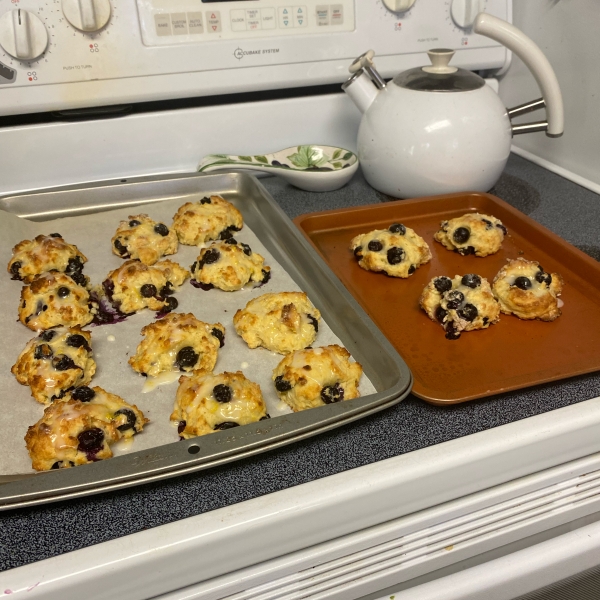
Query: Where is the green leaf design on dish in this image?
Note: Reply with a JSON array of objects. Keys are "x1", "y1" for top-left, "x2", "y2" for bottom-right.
[
  {"x1": 238, "y1": 156, "x2": 253, "y2": 162},
  {"x1": 342, "y1": 152, "x2": 354, "y2": 161},
  {"x1": 255, "y1": 155, "x2": 269, "y2": 164},
  {"x1": 287, "y1": 145, "x2": 330, "y2": 169},
  {"x1": 332, "y1": 148, "x2": 342, "y2": 160},
  {"x1": 331, "y1": 161, "x2": 343, "y2": 169}
]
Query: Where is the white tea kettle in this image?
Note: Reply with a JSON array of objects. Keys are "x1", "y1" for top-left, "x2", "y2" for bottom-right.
[{"x1": 342, "y1": 13, "x2": 564, "y2": 199}]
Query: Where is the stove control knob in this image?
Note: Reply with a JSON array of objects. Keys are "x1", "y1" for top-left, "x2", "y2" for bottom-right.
[
  {"x1": 450, "y1": 0, "x2": 484, "y2": 28},
  {"x1": 62, "y1": 0, "x2": 111, "y2": 32},
  {"x1": 0, "y1": 9, "x2": 48, "y2": 61},
  {"x1": 382, "y1": 0, "x2": 416, "y2": 13}
]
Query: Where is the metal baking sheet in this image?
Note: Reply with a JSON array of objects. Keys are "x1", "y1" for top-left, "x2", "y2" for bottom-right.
[
  {"x1": 294, "y1": 192, "x2": 600, "y2": 404},
  {"x1": 0, "y1": 173, "x2": 411, "y2": 510}
]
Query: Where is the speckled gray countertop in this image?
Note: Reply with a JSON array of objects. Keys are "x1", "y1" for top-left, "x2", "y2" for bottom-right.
[{"x1": 2, "y1": 153, "x2": 600, "y2": 572}]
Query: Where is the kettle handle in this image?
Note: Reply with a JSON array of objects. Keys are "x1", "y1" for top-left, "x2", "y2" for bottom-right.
[{"x1": 474, "y1": 13, "x2": 564, "y2": 138}]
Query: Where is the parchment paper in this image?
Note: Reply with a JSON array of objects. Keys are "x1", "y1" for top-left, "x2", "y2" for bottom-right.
[{"x1": 0, "y1": 197, "x2": 375, "y2": 475}]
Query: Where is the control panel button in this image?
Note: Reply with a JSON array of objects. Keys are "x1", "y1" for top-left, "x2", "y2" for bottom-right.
[
  {"x1": 171, "y1": 13, "x2": 188, "y2": 35},
  {"x1": 293, "y1": 6, "x2": 307, "y2": 27},
  {"x1": 0, "y1": 9, "x2": 48, "y2": 61},
  {"x1": 206, "y1": 11, "x2": 221, "y2": 33},
  {"x1": 154, "y1": 13, "x2": 172, "y2": 36},
  {"x1": 246, "y1": 8, "x2": 261, "y2": 30},
  {"x1": 261, "y1": 8, "x2": 276, "y2": 29},
  {"x1": 187, "y1": 12, "x2": 204, "y2": 34},
  {"x1": 331, "y1": 4, "x2": 344, "y2": 24},
  {"x1": 278, "y1": 7, "x2": 293, "y2": 28},
  {"x1": 315, "y1": 5, "x2": 329, "y2": 26},
  {"x1": 230, "y1": 9, "x2": 246, "y2": 32},
  {"x1": 62, "y1": 0, "x2": 112, "y2": 33}
]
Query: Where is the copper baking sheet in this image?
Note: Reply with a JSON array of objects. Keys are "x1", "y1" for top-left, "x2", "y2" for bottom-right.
[{"x1": 294, "y1": 192, "x2": 600, "y2": 405}]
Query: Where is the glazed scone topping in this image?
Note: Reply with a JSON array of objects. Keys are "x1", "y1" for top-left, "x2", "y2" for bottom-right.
[
  {"x1": 172, "y1": 195, "x2": 243, "y2": 246},
  {"x1": 19, "y1": 272, "x2": 96, "y2": 331},
  {"x1": 111, "y1": 214, "x2": 178, "y2": 266},
  {"x1": 12, "y1": 327, "x2": 96, "y2": 405},
  {"x1": 8, "y1": 233, "x2": 88, "y2": 286},
  {"x1": 171, "y1": 370, "x2": 268, "y2": 438},
  {"x1": 492, "y1": 258, "x2": 563, "y2": 321},
  {"x1": 420, "y1": 274, "x2": 500, "y2": 340},
  {"x1": 350, "y1": 223, "x2": 432, "y2": 278},
  {"x1": 24, "y1": 386, "x2": 148, "y2": 471},
  {"x1": 434, "y1": 213, "x2": 507, "y2": 257},
  {"x1": 129, "y1": 312, "x2": 225, "y2": 378},
  {"x1": 272, "y1": 345, "x2": 363, "y2": 412},
  {"x1": 190, "y1": 239, "x2": 271, "y2": 292},
  {"x1": 100, "y1": 259, "x2": 190, "y2": 316},
  {"x1": 234, "y1": 292, "x2": 321, "y2": 354}
]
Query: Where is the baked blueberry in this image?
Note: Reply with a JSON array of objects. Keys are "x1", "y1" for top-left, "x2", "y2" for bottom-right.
[
  {"x1": 214, "y1": 422, "x2": 239, "y2": 430},
  {"x1": 308, "y1": 315, "x2": 319, "y2": 332},
  {"x1": 200, "y1": 197, "x2": 212, "y2": 204},
  {"x1": 66, "y1": 334, "x2": 90, "y2": 350},
  {"x1": 435, "y1": 306, "x2": 447, "y2": 322},
  {"x1": 176, "y1": 346, "x2": 199, "y2": 370},
  {"x1": 34, "y1": 344, "x2": 53, "y2": 360},
  {"x1": 389, "y1": 223, "x2": 406, "y2": 235},
  {"x1": 77, "y1": 428, "x2": 104, "y2": 453},
  {"x1": 241, "y1": 243, "x2": 252, "y2": 256},
  {"x1": 140, "y1": 283, "x2": 157, "y2": 298},
  {"x1": 353, "y1": 246, "x2": 363, "y2": 258},
  {"x1": 10, "y1": 261, "x2": 21, "y2": 279},
  {"x1": 497, "y1": 223, "x2": 508, "y2": 235},
  {"x1": 49, "y1": 233, "x2": 62, "y2": 238},
  {"x1": 408, "y1": 265, "x2": 416, "y2": 274},
  {"x1": 514, "y1": 276, "x2": 532, "y2": 290},
  {"x1": 202, "y1": 248, "x2": 221, "y2": 265},
  {"x1": 261, "y1": 269, "x2": 271, "y2": 284},
  {"x1": 213, "y1": 384, "x2": 232, "y2": 403},
  {"x1": 71, "y1": 386, "x2": 96, "y2": 402},
  {"x1": 154, "y1": 223, "x2": 169, "y2": 236},
  {"x1": 52, "y1": 355, "x2": 77, "y2": 371},
  {"x1": 368, "y1": 240, "x2": 383, "y2": 252},
  {"x1": 434, "y1": 276, "x2": 453, "y2": 293},
  {"x1": 274, "y1": 375, "x2": 292, "y2": 392},
  {"x1": 387, "y1": 247, "x2": 405, "y2": 265},
  {"x1": 453, "y1": 227, "x2": 470, "y2": 244},
  {"x1": 321, "y1": 383, "x2": 344, "y2": 404},
  {"x1": 445, "y1": 322, "x2": 461, "y2": 340},
  {"x1": 535, "y1": 270, "x2": 552, "y2": 285},
  {"x1": 129, "y1": 220, "x2": 141, "y2": 227},
  {"x1": 457, "y1": 303, "x2": 478, "y2": 321},
  {"x1": 223, "y1": 237, "x2": 237, "y2": 245},
  {"x1": 211, "y1": 327, "x2": 225, "y2": 347},
  {"x1": 177, "y1": 420, "x2": 186, "y2": 434},
  {"x1": 482, "y1": 219, "x2": 493, "y2": 228},
  {"x1": 115, "y1": 408, "x2": 137, "y2": 431},
  {"x1": 39, "y1": 330, "x2": 56, "y2": 342},
  {"x1": 114, "y1": 239, "x2": 128, "y2": 255},
  {"x1": 164, "y1": 297, "x2": 178, "y2": 312},
  {"x1": 461, "y1": 274, "x2": 481, "y2": 288},
  {"x1": 445, "y1": 290, "x2": 464, "y2": 309},
  {"x1": 160, "y1": 281, "x2": 174, "y2": 296},
  {"x1": 57, "y1": 286, "x2": 71, "y2": 298}
]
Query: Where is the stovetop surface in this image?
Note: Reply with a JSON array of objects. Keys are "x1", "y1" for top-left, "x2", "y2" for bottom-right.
[{"x1": 2, "y1": 154, "x2": 600, "y2": 572}]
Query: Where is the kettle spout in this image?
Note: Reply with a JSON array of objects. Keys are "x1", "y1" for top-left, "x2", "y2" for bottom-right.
[
  {"x1": 342, "y1": 70, "x2": 382, "y2": 113},
  {"x1": 342, "y1": 50, "x2": 385, "y2": 113}
]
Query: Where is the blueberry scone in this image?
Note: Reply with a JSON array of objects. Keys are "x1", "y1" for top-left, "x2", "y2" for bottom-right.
[
  {"x1": 25, "y1": 386, "x2": 148, "y2": 471},
  {"x1": 12, "y1": 327, "x2": 96, "y2": 405},
  {"x1": 492, "y1": 258, "x2": 563, "y2": 321},
  {"x1": 172, "y1": 196, "x2": 243, "y2": 246},
  {"x1": 434, "y1": 213, "x2": 507, "y2": 257},
  {"x1": 272, "y1": 345, "x2": 363, "y2": 412},
  {"x1": 101, "y1": 259, "x2": 190, "y2": 315},
  {"x1": 8, "y1": 233, "x2": 88, "y2": 286},
  {"x1": 171, "y1": 370, "x2": 268, "y2": 439},
  {"x1": 111, "y1": 214, "x2": 178, "y2": 266},
  {"x1": 350, "y1": 223, "x2": 431, "y2": 278},
  {"x1": 19, "y1": 272, "x2": 96, "y2": 331},
  {"x1": 420, "y1": 274, "x2": 500, "y2": 340},
  {"x1": 129, "y1": 313, "x2": 225, "y2": 378},
  {"x1": 234, "y1": 292, "x2": 321, "y2": 354},
  {"x1": 190, "y1": 239, "x2": 271, "y2": 291}
]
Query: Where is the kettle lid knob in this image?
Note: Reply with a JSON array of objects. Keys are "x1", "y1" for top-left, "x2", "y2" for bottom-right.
[
  {"x1": 349, "y1": 49, "x2": 376, "y2": 74},
  {"x1": 423, "y1": 49, "x2": 458, "y2": 74}
]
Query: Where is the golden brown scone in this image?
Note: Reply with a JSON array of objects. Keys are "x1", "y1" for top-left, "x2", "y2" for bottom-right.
[
  {"x1": 19, "y1": 272, "x2": 95, "y2": 331},
  {"x1": 8, "y1": 233, "x2": 88, "y2": 286},
  {"x1": 111, "y1": 214, "x2": 178, "y2": 265},
  {"x1": 25, "y1": 386, "x2": 148, "y2": 471},
  {"x1": 100, "y1": 259, "x2": 190, "y2": 315},
  {"x1": 12, "y1": 327, "x2": 96, "y2": 405},
  {"x1": 272, "y1": 345, "x2": 363, "y2": 412},
  {"x1": 492, "y1": 258, "x2": 563, "y2": 321},
  {"x1": 172, "y1": 195, "x2": 243, "y2": 246},
  {"x1": 171, "y1": 370, "x2": 268, "y2": 438},
  {"x1": 190, "y1": 239, "x2": 271, "y2": 292},
  {"x1": 434, "y1": 213, "x2": 507, "y2": 257},
  {"x1": 234, "y1": 292, "x2": 320, "y2": 354},
  {"x1": 129, "y1": 312, "x2": 225, "y2": 377},
  {"x1": 349, "y1": 223, "x2": 431, "y2": 278},
  {"x1": 420, "y1": 274, "x2": 500, "y2": 340}
]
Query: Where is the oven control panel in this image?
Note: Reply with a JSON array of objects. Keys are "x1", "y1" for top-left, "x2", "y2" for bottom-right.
[{"x1": 0, "y1": 0, "x2": 511, "y2": 115}]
